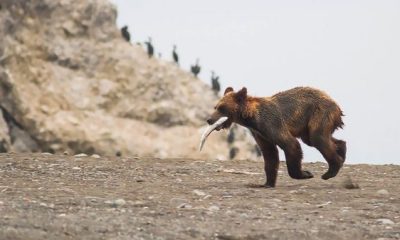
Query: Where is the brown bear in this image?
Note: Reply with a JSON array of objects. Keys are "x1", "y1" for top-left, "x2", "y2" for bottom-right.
[{"x1": 203, "y1": 86, "x2": 346, "y2": 188}]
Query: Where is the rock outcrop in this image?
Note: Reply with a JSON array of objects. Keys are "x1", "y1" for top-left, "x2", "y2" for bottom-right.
[{"x1": 0, "y1": 0, "x2": 256, "y2": 159}]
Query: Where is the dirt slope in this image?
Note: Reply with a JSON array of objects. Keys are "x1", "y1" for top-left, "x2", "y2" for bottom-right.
[{"x1": 0, "y1": 153, "x2": 399, "y2": 240}]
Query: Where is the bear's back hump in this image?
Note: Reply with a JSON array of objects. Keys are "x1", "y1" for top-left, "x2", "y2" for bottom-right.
[{"x1": 271, "y1": 87, "x2": 339, "y2": 124}]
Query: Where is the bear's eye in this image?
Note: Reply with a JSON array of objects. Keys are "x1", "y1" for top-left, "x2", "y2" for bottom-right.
[{"x1": 218, "y1": 105, "x2": 227, "y2": 114}]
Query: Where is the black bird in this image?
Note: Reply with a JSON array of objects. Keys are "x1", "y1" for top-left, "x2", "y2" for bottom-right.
[
  {"x1": 190, "y1": 59, "x2": 201, "y2": 77},
  {"x1": 116, "y1": 151, "x2": 122, "y2": 157},
  {"x1": 229, "y1": 147, "x2": 239, "y2": 160},
  {"x1": 144, "y1": 37, "x2": 154, "y2": 58},
  {"x1": 172, "y1": 45, "x2": 179, "y2": 65},
  {"x1": 211, "y1": 71, "x2": 221, "y2": 94},
  {"x1": 120, "y1": 25, "x2": 131, "y2": 43},
  {"x1": 227, "y1": 128, "x2": 235, "y2": 144}
]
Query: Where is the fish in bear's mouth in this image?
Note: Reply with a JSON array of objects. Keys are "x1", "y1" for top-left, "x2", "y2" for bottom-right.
[{"x1": 198, "y1": 116, "x2": 229, "y2": 151}]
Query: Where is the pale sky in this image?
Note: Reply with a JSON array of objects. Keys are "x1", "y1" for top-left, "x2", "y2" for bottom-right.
[{"x1": 112, "y1": 0, "x2": 400, "y2": 164}]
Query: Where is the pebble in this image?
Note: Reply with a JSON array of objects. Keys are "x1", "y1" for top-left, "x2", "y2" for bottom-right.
[
  {"x1": 193, "y1": 189, "x2": 206, "y2": 196},
  {"x1": 177, "y1": 203, "x2": 192, "y2": 209},
  {"x1": 170, "y1": 198, "x2": 188, "y2": 206},
  {"x1": 72, "y1": 167, "x2": 81, "y2": 170},
  {"x1": 41, "y1": 152, "x2": 53, "y2": 156},
  {"x1": 74, "y1": 153, "x2": 88, "y2": 157},
  {"x1": 105, "y1": 199, "x2": 126, "y2": 207},
  {"x1": 131, "y1": 201, "x2": 146, "y2": 207},
  {"x1": 208, "y1": 205, "x2": 220, "y2": 211},
  {"x1": 317, "y1": 201, "x2": 332, "y2": 208},
  {"x1": 342, "y1": 176, "x2": 360, "y2": 189},
  {"x1": 91, "y1": 154, "x2": 101, "y2": 159},
  {"x1": 377, "y1": 189, "x2": 389, "y2": 196},
  {"x1": 377, "y1": 218, "x2": 394, "y2": 225},
  {"x1": 203, "y1": 195, "x2": 212, "y2": 200},
  {"x1": 114, "y1": 199, "x2": 126, "y2": 206}
]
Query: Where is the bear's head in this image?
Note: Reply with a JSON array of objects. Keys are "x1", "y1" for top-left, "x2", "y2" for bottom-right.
[{"x1": 206, "y1": 87, "x2": 251, "y2": 130}]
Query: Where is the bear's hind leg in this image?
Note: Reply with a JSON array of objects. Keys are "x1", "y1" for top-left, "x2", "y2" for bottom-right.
[
  {"x1": 333, "y1": 138, "x2": 347, "y2": 161},
  {"x1": 310, "y1": 134, "x2": 344, "y2": 180}
]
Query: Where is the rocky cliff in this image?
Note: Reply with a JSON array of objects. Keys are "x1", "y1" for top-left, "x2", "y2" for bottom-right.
[{"x1": 0, "y1": 0, "x2": 256, "y2": 159}]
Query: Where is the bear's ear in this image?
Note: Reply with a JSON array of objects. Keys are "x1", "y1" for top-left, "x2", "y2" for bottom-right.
[
  {"x1": 235, "y1": 87, "x2": 247, "y2": 102},
  {"x1": 224, "y1": 87, "x2": 234, "y2": 95}
]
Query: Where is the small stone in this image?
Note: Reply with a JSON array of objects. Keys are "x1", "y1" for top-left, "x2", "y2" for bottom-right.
[
  {"x1": 39, "y1": 202, "x2": 47, "y2": 207},
  {"x1": 377, "y1": 218, "x2": 394, "y2": 225},
  {"x1": 377, "y1": 189, "x2": 389, "y2": 196},
  {"x1": 208, "y1": 205, "x2": 220, "y2": 211},
  {"x1": 41, "y1": 152, "x2": 53, "y2": 156},
  {"x1": 193, "y1": 189, "x2": 206, "y2": 196},
  {"x1": 342, "y1": 176, "x2": 360, "y2": 189},
  {"x1": 177, "y1": 203, "x2": 192, "y2": 209},
  {"x1": 0, "y1": 201, "x2": 4, "y2": 205},
  {"x1": 203, "y1": 195, "x2": 212, "y2": 200},
  {"x1": 91, "y1": 154, "x2": 101, "y2": 159},
  {"x1": 316, "y1": 201, "x2": 332, "y2": 208},
  {"x1": 170, "y1": 198, "x2": 188, "y2": 206},
  {"x1": 105, "y1": 199, "x2": 126, "y2": 207},
  {"x1": 114, "y1": 199, "x2": 126, "y2": 206},
  {"x1": 63, "y1": 151, "x2": 69, "y2": 155},
  {"x1": 131, "y1": 201, "x2": 146, "y2": 207},
  {"x1": 74, "y1": 153, "x2": 88, "y2": 157},
  {"x1": 72, "y1": 167, "x2": 81, "y2": 170}
]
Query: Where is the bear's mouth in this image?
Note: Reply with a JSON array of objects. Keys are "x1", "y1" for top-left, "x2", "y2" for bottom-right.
[{"x1": 216, "y1": 118, "x2": 232, "y2": 131}]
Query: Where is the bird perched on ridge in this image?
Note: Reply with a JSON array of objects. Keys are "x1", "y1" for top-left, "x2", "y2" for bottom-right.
[
  {"x1": 229, "y1": 147, "x2": 239, "y2": 160},
  {"x1": 227, "y1": 128, "x2": 235, "y2": 144},
  {"x1": 172, "y1": 45, "x2": 179, "y2": 65},
  {"x1": 120, "y1": 25, "x2": 131, "y2": 43},
  {"x1": 191, "y1": 59, "x2": 201, "y2": 77},
  {"x1": 144, "y1": 37, "x2": 154, "y2": 58},
  {"x1": 211, "y1": 71, "x2": 221, "y2": 94}
]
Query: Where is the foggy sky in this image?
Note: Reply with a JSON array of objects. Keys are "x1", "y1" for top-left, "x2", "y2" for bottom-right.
[{"x1": 111, "y1": 0, "x2": 400, "y2": 164}]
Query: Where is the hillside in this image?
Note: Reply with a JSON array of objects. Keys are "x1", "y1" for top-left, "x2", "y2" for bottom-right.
[{"x1": 0, "y1": 0, "x2": 256, "y2": 159}]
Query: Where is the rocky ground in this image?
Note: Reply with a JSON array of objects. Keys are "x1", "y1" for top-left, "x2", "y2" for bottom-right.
[{"x1": 0, "y1": 153, "x2": 399, "y2": 240}]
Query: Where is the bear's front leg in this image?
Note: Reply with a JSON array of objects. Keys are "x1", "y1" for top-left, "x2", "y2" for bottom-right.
[
  {"x1": 279, "y1": 137, "x2": 314, "y2": 179},
  {"x1": 251, "y1": 132, "x2": 280, "y2": 188}
]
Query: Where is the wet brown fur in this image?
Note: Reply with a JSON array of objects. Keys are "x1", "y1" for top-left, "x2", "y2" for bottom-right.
[{"x1": 207, "y1": 87, "x2": 346, "y2": 188}]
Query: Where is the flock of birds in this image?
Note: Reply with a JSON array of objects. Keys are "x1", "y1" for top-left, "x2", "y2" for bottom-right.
[
  {"x1": 121, "y1": 26, "x2": 221, "y2": 95},
  {"x1": 121, "y1": 26, "x2": 261, "y2": 159}
]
